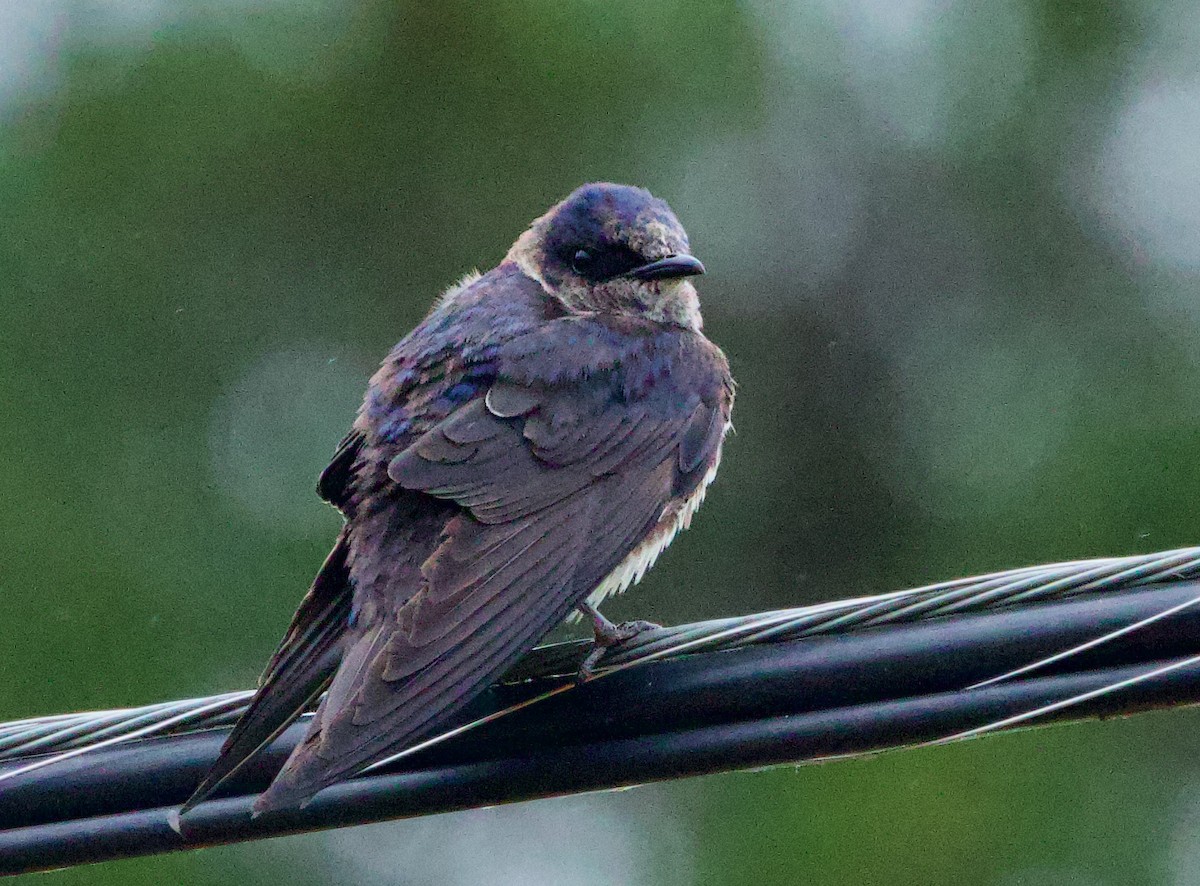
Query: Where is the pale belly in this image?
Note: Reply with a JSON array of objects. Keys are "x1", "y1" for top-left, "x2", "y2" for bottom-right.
[{"x1": 581, "y1": 439, "x2": 726, "y2": 613}]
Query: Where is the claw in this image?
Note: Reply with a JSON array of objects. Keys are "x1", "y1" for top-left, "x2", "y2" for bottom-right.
[{"x1": 575, "y1": 602, "x2": 661, "y2": 682}]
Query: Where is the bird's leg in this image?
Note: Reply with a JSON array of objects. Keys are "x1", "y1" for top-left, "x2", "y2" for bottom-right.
[{"x1": 576, "y1": 601, "x2": 661, "y2": 682}]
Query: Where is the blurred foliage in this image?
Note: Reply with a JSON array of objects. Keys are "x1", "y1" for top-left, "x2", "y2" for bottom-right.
[{"x1": 4, "y1": 0, "x2": 1200, "y2": 882}]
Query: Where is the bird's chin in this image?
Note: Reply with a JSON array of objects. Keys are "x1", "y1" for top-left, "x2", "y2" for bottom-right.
[
  {"x1": 546, "y1": 277, "x2": 703, "y2": 330},
  {"x1": 661, "y1": 278, "x2": 698, "y2": 299},
  {"x1": 653, "y1": 279, "x2": 703, "y2": 330},
  {"x1": 627, "y1": 278, "x2": 703, "y2": 329}
]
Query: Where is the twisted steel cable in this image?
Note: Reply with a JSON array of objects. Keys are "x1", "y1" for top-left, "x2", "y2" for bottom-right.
[
  {"x1": 4, "y1": 545, "x2": 1199, "y2": 768},
  {"x1": 2, "y1": 545, "x2": 1200, "y2": 874}
]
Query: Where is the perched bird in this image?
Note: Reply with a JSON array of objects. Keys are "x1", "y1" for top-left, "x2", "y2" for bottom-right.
[{"x1": 181, "y1": 182, "x2": 735, "y2": 817}]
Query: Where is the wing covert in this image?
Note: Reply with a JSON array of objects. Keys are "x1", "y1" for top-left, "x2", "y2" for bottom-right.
[{"x1": 252, "y1": 321, "x2": 732, "y2": 811}]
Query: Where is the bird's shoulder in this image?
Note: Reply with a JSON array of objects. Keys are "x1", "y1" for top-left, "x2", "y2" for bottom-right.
[
  {"x1": 358, "y1": 263, "x2": 555, "y2": 442},
  {"x1": 325, "y1": 264, "x2": 732, "y2": 509},
  {"x1": 498, "y1": 313, "x2": 733, "y2": 410},
  {"x1": 387, "y1": 312, "x2": 733, "y2": 518},
  {"x1": 317, "y1": 263, "x2": 548, "y2": 509}
]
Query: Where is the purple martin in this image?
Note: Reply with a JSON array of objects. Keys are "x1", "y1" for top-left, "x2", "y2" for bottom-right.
[{"x1": 182, "y1": 182, "x2": 735, "y2": 816}]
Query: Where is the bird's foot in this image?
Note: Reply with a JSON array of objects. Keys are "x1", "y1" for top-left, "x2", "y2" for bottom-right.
[{"x1": 576, "y1": 602, "x2": 661, "y2": 682}]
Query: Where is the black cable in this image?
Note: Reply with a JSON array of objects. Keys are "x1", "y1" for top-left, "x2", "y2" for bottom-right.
[{"x1": 2, "y1": 580, "x2": 1200, "y2": 875}]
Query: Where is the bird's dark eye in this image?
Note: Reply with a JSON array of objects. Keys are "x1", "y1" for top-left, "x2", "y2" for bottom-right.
[{"x1": 568, "y1": 245, "x2": 643, "y2": 281}]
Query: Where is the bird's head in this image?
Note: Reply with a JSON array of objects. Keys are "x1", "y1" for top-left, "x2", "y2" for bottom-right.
[{"x1": 507, "y1": 183, "x2": 706, "y2": 329}]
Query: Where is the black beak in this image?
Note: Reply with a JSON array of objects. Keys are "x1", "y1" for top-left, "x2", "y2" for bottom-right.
[{"x1": 628, "y1": 254, "x2": 706, "y2": 281}]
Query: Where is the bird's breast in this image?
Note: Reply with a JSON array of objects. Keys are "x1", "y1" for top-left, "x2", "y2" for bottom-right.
[{"x1": 583, "y1": 428, "x2": 728, "y2": 611}]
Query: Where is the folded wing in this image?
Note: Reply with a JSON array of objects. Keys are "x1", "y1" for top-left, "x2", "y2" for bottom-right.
[{"x1": 254, "y1": 330, "x2": 730, "y2": 812}]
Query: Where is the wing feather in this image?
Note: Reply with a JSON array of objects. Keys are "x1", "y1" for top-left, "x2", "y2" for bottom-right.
[
  {"x1": 252, "y1": 323, "x2": 733, "y2": 813},
  {"x1": 179, "y1": 530, "x2": 352, "y2": 814},
  {"x1": 316, "y1": 432, "x2": 365, "y2": 507}
]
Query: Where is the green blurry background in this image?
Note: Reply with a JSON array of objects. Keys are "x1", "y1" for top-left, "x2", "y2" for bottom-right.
[{"x1": 3, "y1": 0, "x2": 1200, "y2": 883}]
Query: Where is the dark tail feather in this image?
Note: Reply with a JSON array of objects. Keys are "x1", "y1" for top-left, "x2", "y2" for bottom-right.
[
  {"x1": 249, "y1": 712, "x2": 333, "y2": 816},
  {"x1": 179, "y1": 531, "x2": 353, "y2": 816}
]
